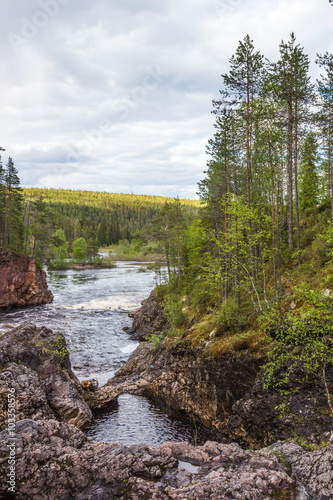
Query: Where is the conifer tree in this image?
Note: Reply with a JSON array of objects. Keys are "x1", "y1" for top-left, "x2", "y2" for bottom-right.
[
  {"x1": 269, "y1": 33, "x2": 315, "y2": 261},
  {"x1": 316, "y1": 52, "x2": 333, "y2": 222},
  {"x1": 2, "y1": 157, "x2": 24, "y2": 255},
  {"x1": 216, "y1": 35, "x2": 266, "y2": 279},
  {"x1": 299, "y1": 133, "x2": 319, "y2": 211}
]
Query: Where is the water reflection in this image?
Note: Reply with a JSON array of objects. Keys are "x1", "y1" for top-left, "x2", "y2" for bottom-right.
[{"x1": 86, "y1": 394, "x2": 216, "y2": 447}]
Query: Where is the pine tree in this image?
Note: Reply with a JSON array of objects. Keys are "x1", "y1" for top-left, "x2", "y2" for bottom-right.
[
  {"x1": 316, "y1": 52, "x2": 333, "y2": 222},
  {"x1": 299, "y1": 133, "x2": 319, "y2": 211},
  {"x1": 269, "y1": 33, "x2": 315, "y2": 261},
  {"x1": 217, "y1": 34, "x2": 266, "y2": 279},
  {"x1": 2, "y1": 157, "x2": 24, "y2": 255}
]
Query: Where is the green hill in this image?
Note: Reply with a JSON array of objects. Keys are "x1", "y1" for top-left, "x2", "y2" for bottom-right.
[{"x1": 22, "y1": 188, "x2": 201, "y2": 246}]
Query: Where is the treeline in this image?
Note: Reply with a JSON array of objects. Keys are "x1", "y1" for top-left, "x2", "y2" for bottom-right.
[
  {"x1": 23, "y1": 188, "x2": 200, "y2": 248},
  {"x1": 0, "y1": 159, "x2": 200, "y2": 264}
]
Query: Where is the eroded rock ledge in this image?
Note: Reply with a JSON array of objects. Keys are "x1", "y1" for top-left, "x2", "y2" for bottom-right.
[
  {"x1": 0, "y1": 323, "x2": 91, "y2": 430},
  {"x1": 92, "y1": 292, "x2": 333, "y2": 450},
  {"x1": 0, "y1": 253, "x2": 53, "y2": 308}
]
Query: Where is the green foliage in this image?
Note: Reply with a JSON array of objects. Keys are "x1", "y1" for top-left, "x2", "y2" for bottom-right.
[
  {"x1": 22, "y1": 187, "x2": 200, "y2": 248},
  {"x1": 72, "y1": 237, "x2": 88, "y2": 260},
  {"x1": 49, "y1": 229, "x2": 69, "y2": 260},
  {"x1": 147, "y1": 333, "x2": 163, "y2": 349},
  {"x1": 166, "y1": 298, "x2": 188, "y2": 329},
  {"x1": 190, "y1": 280, "x2": 216, "y2": 312},
  {"x1": 216, "y1": 297, "x2": 245, "y2": 334},
  {"x1": 0, "y1": 156, "x2": 24, "y2": 254},
  {"x1": 299, "y1": 133, "x2": 319, "y2": 211},
  {"x1": 263, "y1": 285, "x2": 333, "y2": 414},
  {"x1": 54, "y1": 336, "x2": 70, "y2": 359},
  {"x1": 155, "y1": 284, "x2": 168, "y2": 302},
  {"x1": 312, "y1": 234, "x2": 330, "y2": 264}
]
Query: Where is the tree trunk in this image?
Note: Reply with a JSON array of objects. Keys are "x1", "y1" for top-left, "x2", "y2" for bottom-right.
[{"x1": 294, "y1": 102, "x2": 301, "y2": 266}]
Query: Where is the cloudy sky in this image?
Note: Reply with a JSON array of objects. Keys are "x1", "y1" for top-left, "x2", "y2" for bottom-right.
[{"x1": 1, "y1": 0, "x2": 332, "y2": 199}]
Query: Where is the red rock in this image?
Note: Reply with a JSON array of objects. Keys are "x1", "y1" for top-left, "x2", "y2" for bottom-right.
[{"x1": 0, "y1": 253, "x2": 53, "y2": 308}]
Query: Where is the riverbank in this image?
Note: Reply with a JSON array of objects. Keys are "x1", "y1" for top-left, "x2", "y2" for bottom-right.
[{"x1": 1, "y1": 322, "x2": 332, "y2": 498}]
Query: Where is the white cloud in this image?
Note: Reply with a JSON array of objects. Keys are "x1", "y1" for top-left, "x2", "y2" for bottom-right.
[{"x1": 1, "y1": 0, "x2": 332, "y2": 199}]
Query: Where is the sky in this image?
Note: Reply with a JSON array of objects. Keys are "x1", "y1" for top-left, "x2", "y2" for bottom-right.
[{"x1": 1, "y1": 0, "x2": 333, "y2": 199}]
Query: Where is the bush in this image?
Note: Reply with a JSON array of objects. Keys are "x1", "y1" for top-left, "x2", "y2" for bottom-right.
[
  {"x1": 166, "y1": 299, "x2": 188, "y2": 328},
  {"x1": 155, "y1": 284, "x2": 168, "y2": 302},
  {"x1": 215, "y1": 297, "x2": 244, "y2": 334},
  {"x1": 190, "y1": 280, "x2": 216, "y2": 311},
  {"x1": 312, "y1": 235, "x2": 330, "y2": 264}
]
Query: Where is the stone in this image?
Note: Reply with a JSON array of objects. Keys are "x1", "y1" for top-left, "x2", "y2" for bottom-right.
[
  {"x1": 0, "y1": 419, "x2": 306, "y2": 499},
  {"x1": 126, "y1": 291, "x2": 169, "y2": 340},
  {"x1": 0, "y1": 323, "x2": 92, "y2": 429},
  {"x1": 0, "y1": 253, "x2": 53, "y2": 308}
]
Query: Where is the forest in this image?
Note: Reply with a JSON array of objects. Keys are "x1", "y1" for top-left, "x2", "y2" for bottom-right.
[{"x1": 0, "y1": 159, "x2": 200, "y2": 264}]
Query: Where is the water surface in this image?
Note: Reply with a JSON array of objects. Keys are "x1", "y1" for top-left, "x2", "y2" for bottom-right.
[{"x1": 0, "y1": 262, "x2": 212, "y2": 446}]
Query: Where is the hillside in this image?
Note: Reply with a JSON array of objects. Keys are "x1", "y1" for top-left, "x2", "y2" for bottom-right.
[{"x1": 22, "y1": 188, "x2": 201, "y2": 247}]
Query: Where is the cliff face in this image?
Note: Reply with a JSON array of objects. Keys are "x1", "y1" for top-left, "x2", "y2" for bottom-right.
[{"x1": 0, "y1": 253, "x2": 53, "y2": 308}]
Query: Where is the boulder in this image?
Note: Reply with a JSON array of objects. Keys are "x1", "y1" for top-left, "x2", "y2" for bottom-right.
[{"x1": 123, "y1": 291, "x2": 169, "y2": 340}]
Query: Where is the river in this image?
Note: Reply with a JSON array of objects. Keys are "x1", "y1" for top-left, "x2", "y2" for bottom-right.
[{"x1": 0, "y1": 261, "x2": 212, "y2": 446}]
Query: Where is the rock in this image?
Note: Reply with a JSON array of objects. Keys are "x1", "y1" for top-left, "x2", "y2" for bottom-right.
[
  {"x1": 101, "y1": 343, "x2": 261, "y2": 433},
  {"x1": 0, "y1": 419, "x2": 305, "y2": 499},
  {"x1": 94, "y1": 337, "x2": 333, "y2": 449},
  {"x1": 127, "y1": 291, "x2": 169, "y2": 340},
  {"x1": 0, "y1": 323, "x2": 92, "y2": 429},
  {"x1": 0, "y1": 418, "x2": 177, "y2": 499},
  {"x1": 0, "y1": 252, "x2": 53, "y2": 308},
  {"x1": 222, "y1": 364, "x2": 333, "y2": 449},
  {"x1": 0, "y1": 363, "x2": 56, "y2": 428},
  {"x1": 270, "y1": 440, "x2": 333, "y2": 499}
]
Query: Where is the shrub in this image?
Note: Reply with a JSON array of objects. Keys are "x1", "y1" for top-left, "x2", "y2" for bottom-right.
[
  {"x1": 215, "y1": 296, "x2": 245, "y2": 334},
  {"x1": 312, "y1": 235, "x2": 330, "y2": 264},
  {"x1": 166, "y1": 299, "x2": 188, "y2": 328},
  {"x1": 190, "y1": 280, "x2": 216, "y2": 311}
]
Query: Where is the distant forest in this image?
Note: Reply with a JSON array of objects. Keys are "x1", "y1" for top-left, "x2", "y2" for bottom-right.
[{"x1": 22, "y1": 188, "x2": 200, "y2": 248}]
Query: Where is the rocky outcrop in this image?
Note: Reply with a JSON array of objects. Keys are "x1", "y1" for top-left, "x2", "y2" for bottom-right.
[
  {"x1": 97, "y1": 344, "x2": 260, "y2": 428},
  {"x1": 96, "y1": 291, "x2": 333, "y2": 450},
  {"x1": 95, "y1": 340, "x2": 333, "y2": 449},
  {"x1": 0, "y1": 323, "x2": 91, "y2": 429},
  {"x1": 219, "y1": 364, "x2": 333, "y2": 449},
  {"x1": 3, "y1": 418, "x2": 328, "y2": 499},
  {"x1": 123, "y1": 291, "x2": 169, "y2": 340},
  {"x1": 0, "y1": 253, "x2": 53, "y2": 308}
]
